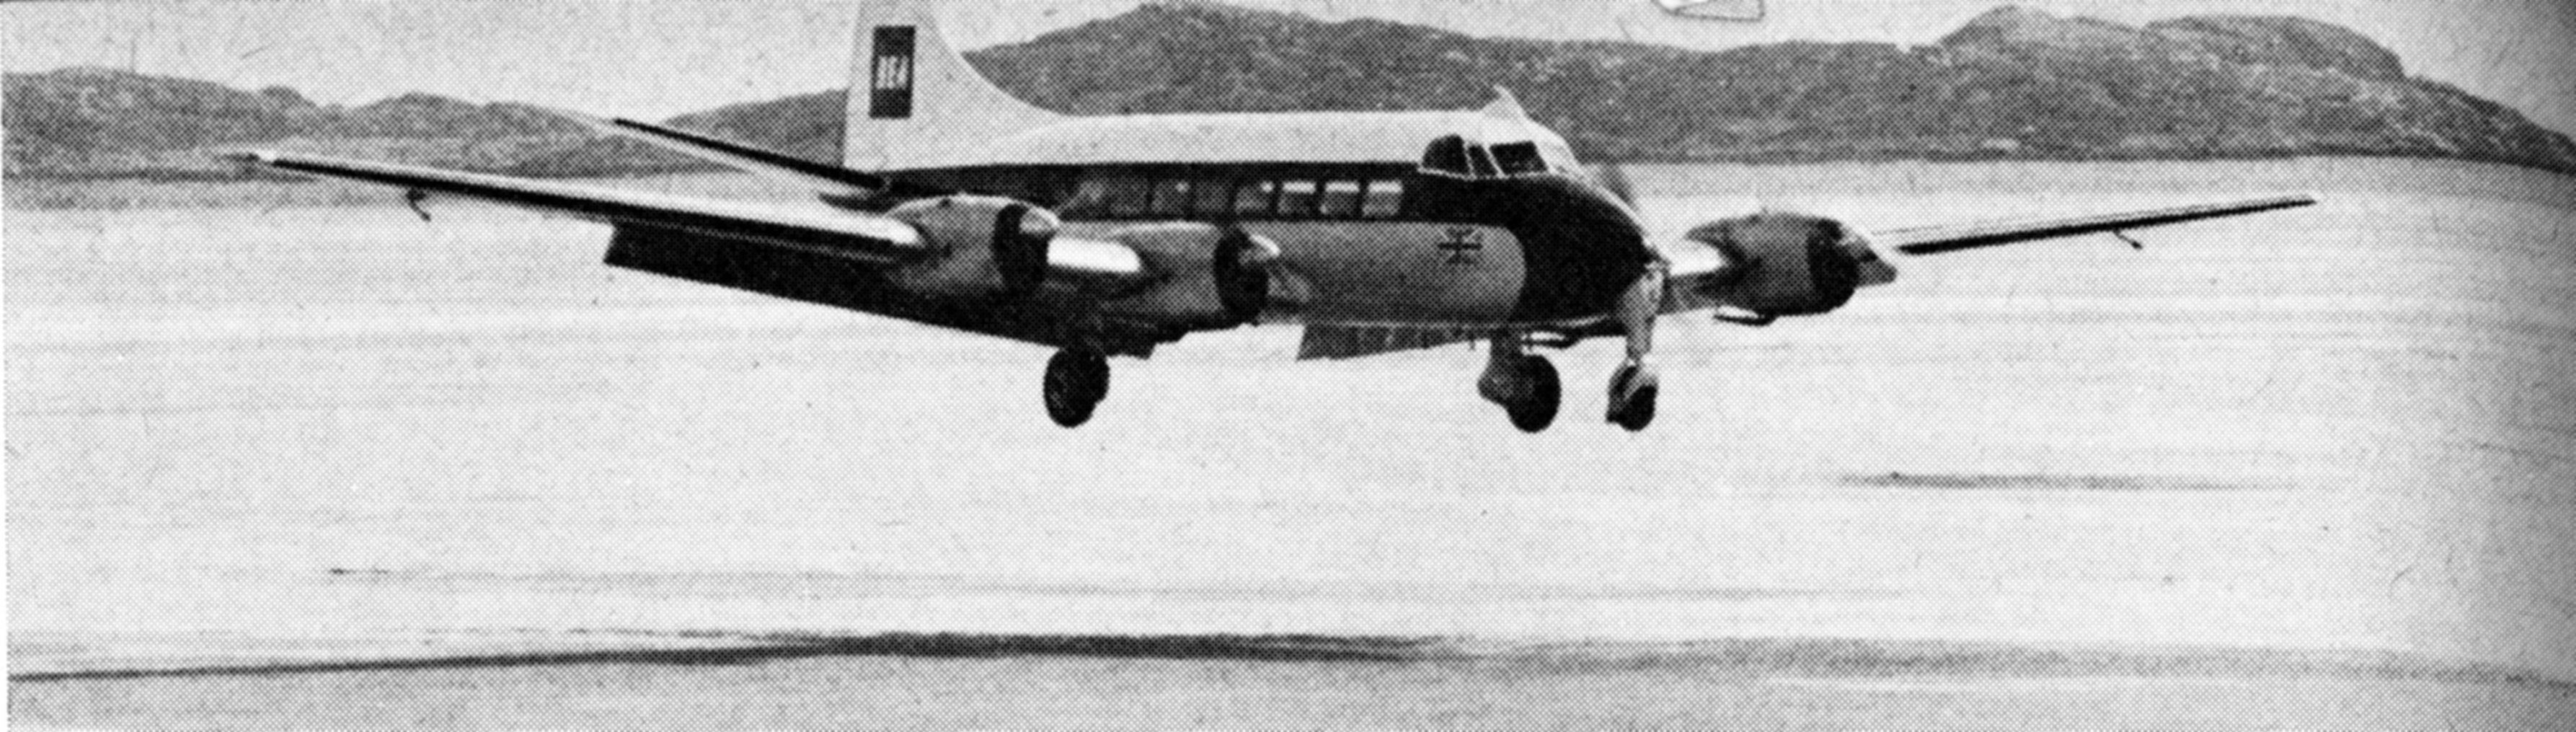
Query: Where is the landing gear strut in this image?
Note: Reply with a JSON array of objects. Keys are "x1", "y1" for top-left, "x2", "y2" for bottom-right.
[
  {"x1": 1043, "y1": 350, "x2": 1110, "y2": 427},
  {"x1": 1478, "y1": 334, "x2": 1561, "y2": 433},
  {"x1": 1604, "y1": 268, "x2": 1665, "y2": 432}
]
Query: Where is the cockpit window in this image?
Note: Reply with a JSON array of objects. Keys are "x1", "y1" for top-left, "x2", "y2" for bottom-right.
[
  {"x1": 1490, "y1": 141, "x2": 1547, "y2": 175},
  {"x1": 1420, "y1": 134, "x2": 1471, "y2": 177},
  {"x1": 1465, "y1": 144, "x2": 1500, "y2": 178},
  {"x1": 1422, "y1": 133, "x2": 1562, "y2": 179}
]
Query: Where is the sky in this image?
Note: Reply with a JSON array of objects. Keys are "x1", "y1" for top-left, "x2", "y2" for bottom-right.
[{"x1": 7, "y1": 0, "x2": 2571, "y2": 133}]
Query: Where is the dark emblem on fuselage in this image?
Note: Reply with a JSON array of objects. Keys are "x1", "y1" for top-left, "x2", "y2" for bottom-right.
[{"x1": 1438, "y1": 226, "x2": 1484, "y2": 265}]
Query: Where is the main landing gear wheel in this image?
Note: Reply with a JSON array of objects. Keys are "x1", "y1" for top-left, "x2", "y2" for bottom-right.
[
  {"x1": 1479, "y1": 351, "x2": 1562, "y2": 433},
  {"x1": 1508, "y1": 358, "x2": 1562, "y2": 433},
  {"x1": 1606, "y1": 362, "x2": 1659, "y2": 432},
  {"x1": 1043, "y1": 350, "x2": 1110, "y2": 428}
]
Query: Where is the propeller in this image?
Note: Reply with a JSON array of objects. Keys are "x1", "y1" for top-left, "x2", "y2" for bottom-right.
[
  {"x1": 993, "y1": 203, "x2": 1058, "y2": 297},
  {"x1": 1213, "y1": 224, "x2": 1282, "y2": 325}
]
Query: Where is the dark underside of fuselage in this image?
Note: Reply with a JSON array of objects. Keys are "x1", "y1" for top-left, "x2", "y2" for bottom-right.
[{"x1": 608, "y1": 164, "x2": 1652, "y2": 355}]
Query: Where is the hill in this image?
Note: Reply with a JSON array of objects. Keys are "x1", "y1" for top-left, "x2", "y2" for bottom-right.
[{"x1": 9, "y1": 3, "x2": 2572, "y2": 180}]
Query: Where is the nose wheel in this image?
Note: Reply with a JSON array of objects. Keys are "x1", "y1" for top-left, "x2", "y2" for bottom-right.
[
  {"x1": 1606, "y1": 361, "x2": 1659, "y2": 431},
  {"x1": 1043, "y1": 350, "x2": 1110, "y2": 427},
  {"x1": 1604, "y1": 268, "x2": 1665, "y2": 432}
]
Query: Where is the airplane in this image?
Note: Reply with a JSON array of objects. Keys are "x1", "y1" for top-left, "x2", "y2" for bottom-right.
[{"x1": 226, "y1": 1, "x2": 2316, "y2": 433}]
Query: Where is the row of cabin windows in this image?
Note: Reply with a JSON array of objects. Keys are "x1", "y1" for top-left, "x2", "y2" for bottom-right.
[{"x1": 1070, "y1": 177, "x2": 1404, "y2": 219}]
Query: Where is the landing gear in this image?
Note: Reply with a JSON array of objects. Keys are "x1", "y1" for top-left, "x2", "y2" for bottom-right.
[
  {"x1": 1606, "y1": 361, "x2": 1658, "y2": 431},
  {"x1": 1605, "y1": 267, "x2": 1667, "y2": 432},
  {"x1": 1479, "y1": 336, "x2": 1561, "y2": 433},
  {"x1": 1043, "y1": 350, "x2": 1110, "y2": 427}
]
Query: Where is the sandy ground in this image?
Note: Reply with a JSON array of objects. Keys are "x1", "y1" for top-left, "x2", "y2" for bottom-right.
[{"x1": 9, "y1": 158, "x2": 2575, "y2": 728}]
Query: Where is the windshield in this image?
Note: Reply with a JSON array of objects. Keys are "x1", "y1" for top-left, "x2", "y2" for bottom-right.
[
  {"x1": 1489, "y1": 141, "x2": 1548, "y2": 175},
  {"x1": 1420, "y1": 134, "x2": 1473, "y2": 177},
  {"x1": 1422, "y1": 134, "x2": 1562, "y2": 178}
]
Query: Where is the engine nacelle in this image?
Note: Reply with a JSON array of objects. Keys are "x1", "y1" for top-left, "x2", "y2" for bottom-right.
[
  {"x1": 883, "y1": 194, "x2": 1057, "y2": 299},
  {"x1": 1092, "y1": 221, "x2": 1289, "y2": 330},
  {"x1": 1685, "y1": 211, "x2": 1895, "y2": 319}
]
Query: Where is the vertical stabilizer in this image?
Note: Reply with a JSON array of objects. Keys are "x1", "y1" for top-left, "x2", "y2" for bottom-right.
[{"x1": 846, "y1": 1, "x2": 1065, "y2": 171}]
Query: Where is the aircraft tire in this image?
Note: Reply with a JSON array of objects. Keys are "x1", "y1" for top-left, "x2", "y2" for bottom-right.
[
  {"x1": 1607, "y1": 363, "x2": 1658, "y2": 432},
  {"x1": 1044, "y1": 350, "x2": 1110, "y2": 428},
  {"x1": 1505, "y1": 356, "x2": 1561, "y2": 433},
  {"x1": 1609, "y1": 384, "x2": 1657, "y2": 431}
]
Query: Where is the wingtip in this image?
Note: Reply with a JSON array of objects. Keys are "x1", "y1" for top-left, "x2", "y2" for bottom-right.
[
  {"x1": 2262, "y1": 191, "x2": 2322, "y2": 208},
  {"x1": 218, "y1": 150, "x2": 277, "y2": 165}
]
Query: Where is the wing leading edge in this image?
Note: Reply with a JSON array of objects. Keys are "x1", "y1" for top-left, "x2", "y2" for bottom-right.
[
  {"x1": 229, "y1": 149, "x2": 1170, "y2": 354},
  {"x1": 224, "y1": 150, "x2": 926, "y2": 262},
  {"x1": 1874, "y1": 193, "x2": 2317, "y2": 255}
]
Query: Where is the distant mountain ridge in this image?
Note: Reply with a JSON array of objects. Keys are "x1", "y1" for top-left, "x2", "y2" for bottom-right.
[{"x1": 9, "y1": 3, "x2": 2573, "y2": 180}]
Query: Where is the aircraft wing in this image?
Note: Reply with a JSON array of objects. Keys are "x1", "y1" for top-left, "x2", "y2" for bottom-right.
[
  {"x1": 553, "y1": 113, "x2": 891, "y2": 200},
  {"x1": 1655, "y1": 193, "x2": 2317, "y2": 323},
  {"x1": 226, "y1": 150, "x2": 926, "y2": 263},
  {"x1": 1872, "y1": 193, "x2": 2317, "y2": 255},
  {"x1": 227, "y1": 149, "x2": 1181, "y2": 355}
]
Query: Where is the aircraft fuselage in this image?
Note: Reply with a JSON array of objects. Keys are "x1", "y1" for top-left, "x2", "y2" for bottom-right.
[{"x1": 881, "y1": 163, "x2": 1655, "y2": 330}]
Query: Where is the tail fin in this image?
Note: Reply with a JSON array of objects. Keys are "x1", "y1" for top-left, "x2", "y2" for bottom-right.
[{"x1": 846, "y1": 1, "x2": 1064, "y2": 172}]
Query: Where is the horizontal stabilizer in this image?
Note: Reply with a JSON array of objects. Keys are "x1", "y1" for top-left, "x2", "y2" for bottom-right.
[{"x1": 1880, "y1": 194, "x2": 2317, "y2": 255}]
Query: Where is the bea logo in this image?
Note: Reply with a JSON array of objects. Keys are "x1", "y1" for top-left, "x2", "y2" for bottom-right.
[{"x1": 868, "y1": 26, "x2": 916, "y2": 119}]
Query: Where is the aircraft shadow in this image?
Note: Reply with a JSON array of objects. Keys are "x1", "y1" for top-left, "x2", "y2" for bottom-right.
[{"x1": 10, "y1": 632, "x2": 1441, "y2": 684}]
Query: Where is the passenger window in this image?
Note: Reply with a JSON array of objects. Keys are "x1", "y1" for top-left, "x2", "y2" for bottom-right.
[
  {"x1": 1361, "y1": 180, "x2": 1403, "y2": 219},
  {"x1": 1192, "y1": 180, "x2": 1234, "y2": 216},
  {"x1": 1103, "y1": 177, "x2": 1150, "y2": 216},
  {"x1": 1319, "y1": 180, "x2": 1363, "y2": 217},
  {"x1": 1490, "y1": 141, "x2": 1546, "y2": 175},
  {"x1": 1234, "y1": 180, "x2": 1278, "y2": 215},
  {"x1": 1150, "y1": 180, "x2": 1191, "y2": 216},
  {"x1": 1278, "y1": 180, "x2": 1319, "y2": 216}
]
